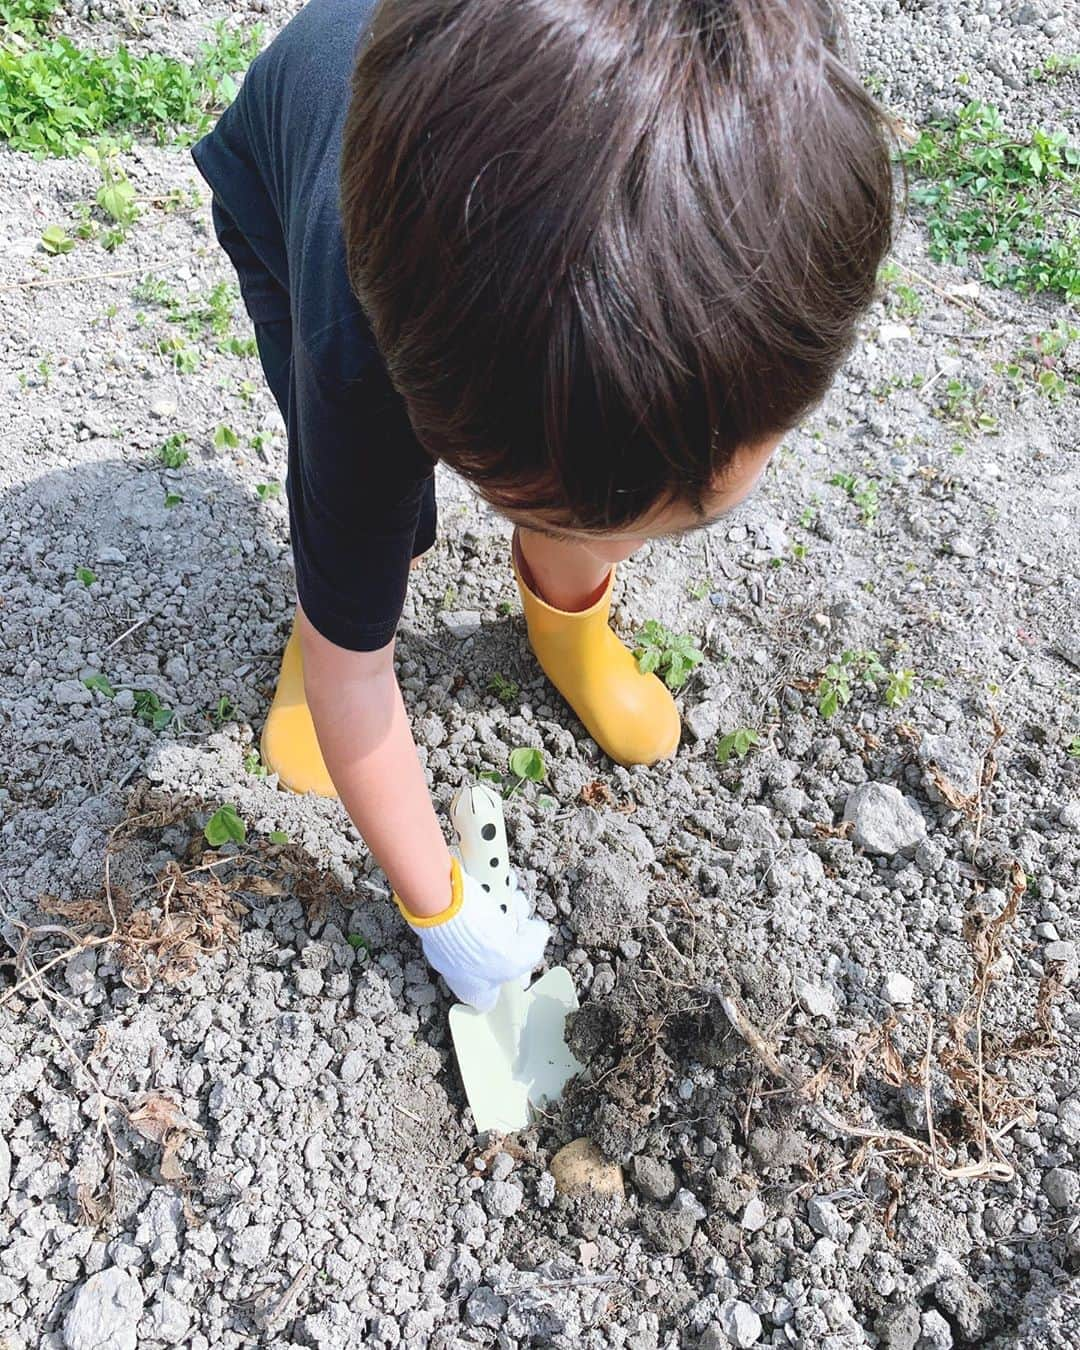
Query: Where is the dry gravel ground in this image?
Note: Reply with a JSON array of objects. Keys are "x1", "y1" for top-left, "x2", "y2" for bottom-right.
[{"x1": 1, "y1": 1, "x2": 1079, "y2": 1347}]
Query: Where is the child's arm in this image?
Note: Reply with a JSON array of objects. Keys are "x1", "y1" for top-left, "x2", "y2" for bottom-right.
[{"x1": 296, "y1": 605, "x2": 453, "y2": 918}]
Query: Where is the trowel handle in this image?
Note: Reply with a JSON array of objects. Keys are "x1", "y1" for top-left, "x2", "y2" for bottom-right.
[{"x1": 450, "y1": 781, "x2": 512, "y2": 898}]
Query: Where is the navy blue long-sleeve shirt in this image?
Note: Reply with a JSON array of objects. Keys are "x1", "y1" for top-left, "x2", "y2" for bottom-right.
[{"x1": 191, "y1": 0, "x2": 437, "y2": 651}]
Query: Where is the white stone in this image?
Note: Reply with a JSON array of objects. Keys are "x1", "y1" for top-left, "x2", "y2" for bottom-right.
[
  {"x1": 877, "y1": 323, "x2": 912, "y2": 343},
  {"x1": 843, "y1": 783, "x2": 926, "y2": 856},
  {"x1": 63, "y1": 1269, "x2": 143, "y2": 1350},
  {"x1": 720, "y1": 1298, "x2": 763, "y2": 1347},
  {"x1": 742, "y1": 1197, "x2": 767, "y2": 1232},
  {"x1": 883, "y1": 973, "x2": 916, "y2": 1006},
  {"x1": 439, "y1": 610, "x2": 482, "y2": 639},
  {"x1": 795, "y1": 979, "x2": 837, "y2": 1020}
]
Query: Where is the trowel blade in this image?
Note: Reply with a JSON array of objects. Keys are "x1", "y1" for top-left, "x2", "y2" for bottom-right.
[{"x1": 449, "y1": 966, "x2": 585, "y2": 1134}]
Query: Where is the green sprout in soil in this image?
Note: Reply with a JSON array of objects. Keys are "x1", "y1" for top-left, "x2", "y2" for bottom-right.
[
  {"x1": 243, "y1": 749, "x2": 268, "y2": 778},
  {"x1": 40, "y1": 223, "x2": 73, "y2": 254},
  {"x1": 935, "y1": 378, "x2": 998, "y2": 434},
  {"x1": 633, "y1": 620, "x2": 704, "y2": 690},
  {"x1": 158, "y1": 433, "x2": 189, "y2": 469},
  {"x1": 255, "y1": 482, "x2": 281, "y2": 501},
  {"x1": 0, "y1": 0, "x2": 262, "y2": 155},
  {"x1": 75, "y1": 565, "x2": 96, "y2": 585},
  {"x1": 479, "y1": 746, "x2": 551, "y2": 804},
  {"x1": 164, "y1": 491, "x2": 183, "y2": 508},
  {"x1": 1067, "y1": 735, "x2": 1080, "y2": 759},
  {"x1": 716, "y1": 727, "x2": 762, "y2": 765},
  {"x1": 487, "y1": 673, "x2": 519, "y2": 705},
  {"x1": 83, "y1": 672, "x2": 115, "y2": 698},
  {"x1": 816, "y1": 649, "x2": 916, "y2": 719},
  {"x1": 204, "y1": 803, "x2": 246, "y2": 848},
  {"x1": 900, "y1": 100, "x2": 1080, "y2": 300},
  {"x1": 829, "y1": 471, "x2": 880, "y2": 526},
  {"x1": 268, "y1": 829, "x2": 289, "y2": 845},
  {"x1": 133, "y1": 689, "x2": 173, "y2": 730},
  {"x1": 213, "y1": 424, "x2": 239, "y2": 450},
  {"x1": 209, "y1": 695, "x2": 234, "y2": 727},
  {"x1": 997, "y1": 319, "x2": 1079, "y2": 404}
]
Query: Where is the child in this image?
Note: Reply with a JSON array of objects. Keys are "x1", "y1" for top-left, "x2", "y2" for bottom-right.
[{"x1": 191, "y1": 0, "x2": 895, "y2": 1011}]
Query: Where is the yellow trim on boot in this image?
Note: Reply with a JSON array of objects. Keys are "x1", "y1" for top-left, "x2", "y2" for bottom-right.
[
  {"x1": 259, "y1": 621, "x2": 338, "y2": 798},
  {"x1": 511, "y1": 534, "x2": 681, "y2": 767},
  {"x1": 394, "y1": 857, "x2": 464, "y2": 927}
]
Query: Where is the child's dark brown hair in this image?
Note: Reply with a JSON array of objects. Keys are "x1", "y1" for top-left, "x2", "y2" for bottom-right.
[{"x1": 341, "y1": 0, "x2": 898, "y2": 532}]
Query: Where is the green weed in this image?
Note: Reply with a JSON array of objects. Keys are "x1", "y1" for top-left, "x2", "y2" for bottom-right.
[
  {"x1": 82, "y1": 672, "x2": 115, "y2": 698},
  {"x1": 1067, "y1": 735, "x2": 1080, "y2": 759},
  {"x1": 901, "y1": 100, "x2": 1080, "y2": 300},
  {"x1": 213, "y1": 424, "x2": 239, "y2": 450},
  {"x1": 268, "y1": 829, "x2": 289, "y2": 845},
  {"x1": 829, "y1": 471, "x2": 880, "y2": 526},
  {"x1": 935, "y1": 378, "x2": 998, "y2": 434},
  {"x1": 164, "y1": 491, "x2": 182, "y2": 508},
  {"x1": 1029, "y1": 53, "x2": 1080, "y2": 83},
  {"x1": 716, "y1": 727, "x2": 762, "y2": 765},
  {"x1": 243, "y1": 749, "x2": 268, "y2": 777},
  {"x1": 816, "y1": 649, "x2": 917, "y2": 719},
  {"x1": 487, "y1": 673, "x2": 519, "y2": 705},
  {"x1": 997, "y1": 319, "x2": 1079, "y2": 403},
  {"x1": 133, "y1": 689, "x2": 173, "y2": 730},
  {"x1": 40, "y1": 223, "x2": 73, "y2": 254},
  {"x1": 204, "y1": 803, "x2": 246, "y2": 848},
  {"x1": 479, "y1": 746, "x2": 549, "y2": 802},
  {"x1": 0, "y1": 10, "x2": 262, "y2": 156},
  {"x1": 75, "y1": 565, "x2": 96, "y2": 585},
  {"x1": 158, "y1": 433, "x2": 189, "y2": 468},
  {"x1": 633, "y1": 620, "x2": 704, "y2": 690},
  {"x1": 210, "y1": 695, "x2": 234, "y2": 726},
  {"x1": 255, "y1": 482, "x2": 281, "y2": 501}
]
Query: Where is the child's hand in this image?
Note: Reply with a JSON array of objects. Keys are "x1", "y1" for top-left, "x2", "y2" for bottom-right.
[{"x1": 397, "y1": 859, "x2": 550, "y2": 1012}]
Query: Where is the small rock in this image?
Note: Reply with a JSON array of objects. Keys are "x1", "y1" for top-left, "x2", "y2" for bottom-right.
[
  {"x1": 808, "y1": 1197, "x2": 852, "y2": 1242},
  {"x1": 949, "y1": 536, "x2": 977, "y2": 559},
  {"x1": 464, "y1": 1286, "x2": 507, "y2": 1328},
  {"x1": 741, "y1": 1197, "x2": 767, "y2": 1232},
  {"x1": 883, "y1": 973, "x2": 916, "y2": 1006},
  {"x1": 149, "y1": 400, "x2": 177, "y2": 419},
  {"x1": 843, "y1": 783, "x2": 926, "y2": 856},
  {"x1": 1043, "y1": 1167, "x2": 1079, "y2": 1211},
  {"x1": 145, "y1": 1293, "x2": 192, "y2": 1345},
  {"x1": 628, "y1": 1154, "x2": 677, "y2": 1202},
  {"x1": 919, "y1": 1308, "x2": 954, "y2": 1350},
  {"x1": 439, "y1": 610, "x2": 482, "y2": 639},
  {"x1": 339, "y1": 1050, "x2": 366, "y2": 1085},
  {"x1": 0, "y1": 1136, "x2": 10, "y2": 1208},
  {"x1": 920, "y1": 734, "x2": 981, "y2": 800},
  {"x1": 795, "y1": 979, "x2": 837, "y2": 1020},
  {"x1": 685, "y1": 698, "x2": 727, "y2": 743},
  {"x1": 482, "y1": 1178, "x2": 523, "y2": 1218},
  {"x1": 1058, "y1": 800, "x2": 1080, "y2": 833},
  {"x1": 876, "y1": 1302, "x2": 922, "y2": 1350},
  {"x1": 231, "y1": 1224, "x2": 272, "y2": 1268},
  {"x1": 1044, "y1": 942, "x2": 1077, "y2": 982},
  {"x1": 63, "y1": 1268, "x2": 143, "y2": 1350},
  {"x1": 878, "y1": 323, "x2": 911, "y2": 344},
  {"x1": 550, "y1": 1138, "x2": 625, "y2": 1198},
  {"x1": 720, "y1": 1298, "x2": 763, "y2": 1347}
]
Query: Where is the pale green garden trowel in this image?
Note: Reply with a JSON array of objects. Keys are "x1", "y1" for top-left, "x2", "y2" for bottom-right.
[{"x1": 448, "y1": 782, "x2": 584, "y2": 1133}]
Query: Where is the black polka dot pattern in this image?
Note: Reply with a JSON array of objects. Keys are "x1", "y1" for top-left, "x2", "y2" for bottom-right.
[{"x1": 481, "y1": 823, "x2": 496, "y2": 841}]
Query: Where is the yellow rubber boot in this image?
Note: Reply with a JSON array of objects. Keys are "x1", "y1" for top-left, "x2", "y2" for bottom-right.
[
  {"x1": 511, "y1": 539, "x2": 681, "y2": 767},
  {"x1": 259, "y1": 620, "x2": 338, "y2": 797}
]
